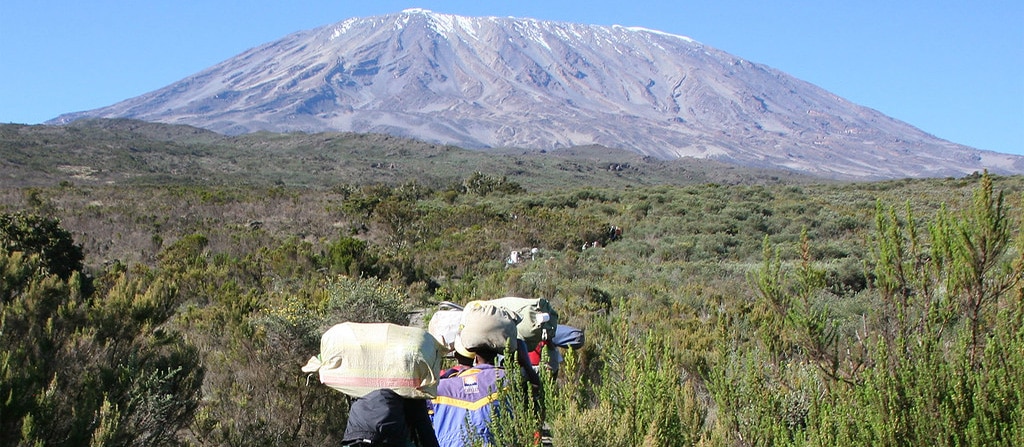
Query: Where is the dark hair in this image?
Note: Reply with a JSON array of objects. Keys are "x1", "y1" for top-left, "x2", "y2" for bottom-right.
[
  {"x1": 453, "y1": 351, "x2": 474, "y2": 366},
  {"x1": 471, "y1": 347, "x2": 501, "y2": 365}
]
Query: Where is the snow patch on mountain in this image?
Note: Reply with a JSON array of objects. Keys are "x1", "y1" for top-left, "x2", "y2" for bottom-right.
[
  {"x1": 621, "y1": 25, "x2": 697, "y2": 43},
  {"x1": 329, "y1": 18, "x2": 359, "y2": 40}
]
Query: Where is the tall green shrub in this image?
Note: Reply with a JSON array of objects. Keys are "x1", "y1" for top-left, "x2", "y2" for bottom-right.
[
  {"x1": 749, "y1": 173, "x2": 1024, "y2": 446},
  {"x1": 1, "y1": 236, "x2": 201, "y2": 447}
]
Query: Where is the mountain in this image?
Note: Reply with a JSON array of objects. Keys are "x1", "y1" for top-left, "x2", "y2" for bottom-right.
[{"x1": 50, "y1": 9, "x2": 1024, "y2": 180}]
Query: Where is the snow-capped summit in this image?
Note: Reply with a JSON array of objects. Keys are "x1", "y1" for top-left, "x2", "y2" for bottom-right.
[{"x1": 50, "y1": 11, "x2": 1023, "y2": 179}]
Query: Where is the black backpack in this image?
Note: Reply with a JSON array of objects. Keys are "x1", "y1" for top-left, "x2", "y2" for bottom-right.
[
  {"x1": 343, "y1": 389, "x2": 439, "y2": 447},
  {"x1": 343, "y1": 389, "x2": 408, "y2": 446}
]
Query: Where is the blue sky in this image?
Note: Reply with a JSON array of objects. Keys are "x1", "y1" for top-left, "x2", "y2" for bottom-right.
[{"x1": 2, "y1": 1, "x2": 1022, "y2": 155}]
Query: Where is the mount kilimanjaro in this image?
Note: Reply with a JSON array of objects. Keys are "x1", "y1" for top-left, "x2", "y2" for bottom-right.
[{"x1": 51, "y1": 9, "x2": 1023, "y2": 180}]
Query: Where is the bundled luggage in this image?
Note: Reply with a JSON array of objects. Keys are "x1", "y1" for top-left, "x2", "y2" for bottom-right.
[
  {"x1": 455, "y1": 302, "x2": 521, "y2": 355},
  {"x1": 427, "y1": 297, "x2": 560, "y2": 353},
  {"x1": 301, "y1": 322, "x2": 445, "y2": 399},
  {"x1": 469, "y1": 297, "x2": 559, "y2": 350},
  {"x1": 552, "y1": 324, "x2": 585, "y2": 350},
  {"x1": 426, "y1": 301, "x2": 465, "y2": 348}
]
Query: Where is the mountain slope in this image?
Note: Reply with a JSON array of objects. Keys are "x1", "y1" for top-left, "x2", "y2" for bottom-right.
[{"x1": 51, "y1": 9, "x2": 1024, "y2": 180}]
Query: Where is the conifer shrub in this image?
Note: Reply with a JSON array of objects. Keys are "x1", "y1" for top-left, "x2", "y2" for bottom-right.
[
  {"x1": 734, "y1": 172, "x2": 1024, "y2": 446},
  {"x1": 0, "y1": 211, "x2": 85, "y2": 280},
  {"x1": 1, "y1": 223, "x2": 202, "y2": 447}
]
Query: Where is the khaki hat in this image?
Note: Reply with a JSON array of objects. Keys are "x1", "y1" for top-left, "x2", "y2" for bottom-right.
[{"x1": 453, "y1": 334, "x2": 474, "y2": 359}]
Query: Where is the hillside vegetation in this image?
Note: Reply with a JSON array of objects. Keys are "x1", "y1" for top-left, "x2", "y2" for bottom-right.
[
  {"x1": 1, "y1": 119, "x2": 818, "y2": 189},
  {"x1": 1, "y1": 122, "x2": 1022, "y2": 446}
]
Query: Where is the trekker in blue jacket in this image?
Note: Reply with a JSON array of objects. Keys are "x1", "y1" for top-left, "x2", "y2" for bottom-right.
[{"x1": 431, "y1": 341, "x2": 506, "y2": 447}]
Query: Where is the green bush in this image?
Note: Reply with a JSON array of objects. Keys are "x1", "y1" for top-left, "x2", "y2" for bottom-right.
[
  {"x1": 0, "y1": 211, "x2": 84, "y2": 280},
  {"x1": 1, "y1": 240, "x2": 201, "y2": 447}
]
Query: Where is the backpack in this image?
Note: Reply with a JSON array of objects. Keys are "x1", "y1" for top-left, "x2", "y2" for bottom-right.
[
  {"x1": 552, "y1": 324, "x2": 585, "y2": 350},
  {"x1": 342, "y1": 389, "x2": 439, "y2": 447},
  {"x1": 343, "y1": 389, "x2": 409, "y2": 446}
]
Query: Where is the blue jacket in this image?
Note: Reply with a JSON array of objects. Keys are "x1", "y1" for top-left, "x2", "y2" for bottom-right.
[{"x1": 430, "y1": 364, "x2": 505, "y2": 447}]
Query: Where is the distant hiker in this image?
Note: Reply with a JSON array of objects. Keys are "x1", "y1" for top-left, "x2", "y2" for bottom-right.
[
  {"x1": 343, "y1": 389, "x2": 440, "y2": 447},
  {"x1": 610, "y1": 225, "x2": 622, "y2": 241}
]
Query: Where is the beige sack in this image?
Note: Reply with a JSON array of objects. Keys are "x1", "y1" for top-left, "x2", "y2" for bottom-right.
[
  {"x1": 457, "y1": 302, "x2": 520, "y2": 354},
  {"x1": 470, "y1": 297, "x2": 559, "y2": 350},
  {"x1": 301, "y1": 322, "x2": 445, "y2": 399}
]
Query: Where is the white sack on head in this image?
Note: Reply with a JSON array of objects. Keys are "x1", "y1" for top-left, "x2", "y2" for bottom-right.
[
  {"x1": 301, "y1": 322, "x2": 444, "y2": 399},
  {"x1": 427, "y1": 309, "x2": 464, "y2": 348}
]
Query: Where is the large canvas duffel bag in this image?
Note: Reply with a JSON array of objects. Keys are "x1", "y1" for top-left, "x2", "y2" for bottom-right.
[
  {"x1": 456, "y1": 302, "x2": 520, "y2": 354},
  {"x1": 469, "y1": 297, "x2": 558, "y2": 350},
  {"x1": 301, "y1": 322, "x2": 445, "y2": 399},
  {"x1": 427, "y1": 303, "x2": 465, "y2": 348}
]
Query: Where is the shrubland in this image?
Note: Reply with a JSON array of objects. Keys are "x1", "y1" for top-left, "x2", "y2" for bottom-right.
[{"x1": 1, "y1": 168, "x2": 1021, "y2": 446}]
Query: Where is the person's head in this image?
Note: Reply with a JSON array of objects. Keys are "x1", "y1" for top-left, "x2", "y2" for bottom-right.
[
  {"x1": 454, "y1": 333, "x2": 504, "y2": 366},
  {"x1": 471, "y1": 347, "x2": 501, "y2": 365},
  {"x1": 453, "y1": 350, "x2": 474, "y2": 366}
]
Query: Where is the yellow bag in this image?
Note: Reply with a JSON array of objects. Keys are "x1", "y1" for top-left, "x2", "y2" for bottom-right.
[{"x1": 301, "y1": 322, "x2": 445, "y2": 399}]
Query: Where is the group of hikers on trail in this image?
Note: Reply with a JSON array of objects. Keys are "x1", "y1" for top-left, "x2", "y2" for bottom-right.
[{"x1": 302, "y1": 297, "x2": 582, "y2": 447}]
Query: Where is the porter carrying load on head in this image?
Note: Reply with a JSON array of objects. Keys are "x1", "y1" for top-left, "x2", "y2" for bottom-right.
[
  {"x1": 431, "y1": 303, "x2": 520, "y2": 447},
  {"x1": 301, "y1": 322, "x2": 446, "y2": 399},
  {"x1": 301, "y1": 322, "x2": 445, "y2": 447}
]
